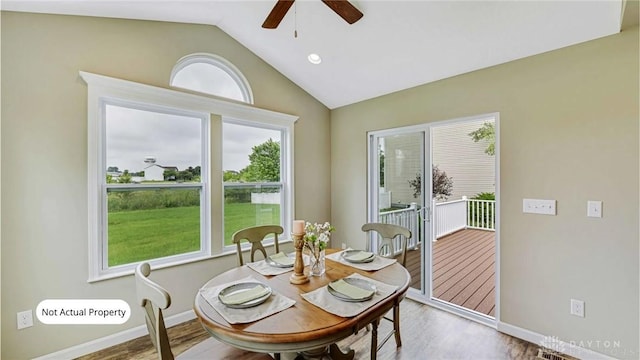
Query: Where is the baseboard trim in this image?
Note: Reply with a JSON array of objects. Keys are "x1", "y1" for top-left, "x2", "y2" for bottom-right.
[
  {"x1": 33, "y1": 311, "x2": 621, "y2": 360},
  {"x1": 497, "y1": 321, "x2": 617, "y2": 360},
  {"x1": 33, "y1": 310, "x2": 196, "y2": 360}
]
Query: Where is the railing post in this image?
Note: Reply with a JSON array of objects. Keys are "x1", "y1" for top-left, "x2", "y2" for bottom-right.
[{"x1": 462, "y1": 196, "x2": 469, "y2": 228}]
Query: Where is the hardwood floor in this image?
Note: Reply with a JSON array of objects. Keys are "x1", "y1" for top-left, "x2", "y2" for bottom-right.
[{"x1": 77, "y1": 299, "x2": 542, "y2": 360}]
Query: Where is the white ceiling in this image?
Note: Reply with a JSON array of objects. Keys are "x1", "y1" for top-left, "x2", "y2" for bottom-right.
[{"x1": 1, "y1": 1, "x2": 624, "y2": 109}]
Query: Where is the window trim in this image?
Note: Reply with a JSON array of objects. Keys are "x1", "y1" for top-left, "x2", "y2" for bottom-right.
[
  {"x1": 170, "y1": 53, "x2": 254, "y2": 104},
  {"x1": 220, "y1": 117, "x2": 293, "y2": 253},
  {"x1": 81, "y1": 71, "x2": 297, "y2": 282},
  {"x1": 98, "y1": 98, "x2": 210, "y2": 279}
]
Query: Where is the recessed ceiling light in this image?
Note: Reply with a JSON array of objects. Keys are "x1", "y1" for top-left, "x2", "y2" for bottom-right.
[{"x1": 308, "y1": 53, "x2": 322, "y2": 65}]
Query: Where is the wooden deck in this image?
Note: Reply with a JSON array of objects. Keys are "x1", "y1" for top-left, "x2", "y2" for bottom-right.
[{"x1": 403, "y1": 229, "x2": 495, "y2": 317}]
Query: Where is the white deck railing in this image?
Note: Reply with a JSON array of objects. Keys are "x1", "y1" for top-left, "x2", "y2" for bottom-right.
[
  {"x1": 466, "y1": 198, "x2": 496, "y2": 231},
  {"x1": 378, "y1": 203, "x2": 420, "y2": 255},
  {"x1": 377, "y1": 197, "x2": 496, "y2": 253},
  {"x1": 433, "y1": 199, "x2": 467, "y2": 238},
  {"x1": 434, "y1": 197, "x2": 495, "y2": 239}
]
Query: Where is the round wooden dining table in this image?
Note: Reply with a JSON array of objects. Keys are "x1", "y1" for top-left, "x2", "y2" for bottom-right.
[{"x1": 194, "y1": 249, "x2": 411, "y2": 360}]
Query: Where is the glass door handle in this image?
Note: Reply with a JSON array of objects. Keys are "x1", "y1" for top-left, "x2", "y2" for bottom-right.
[{"x1": 419, "y1": 206, "x2": 430, "y2": 222}]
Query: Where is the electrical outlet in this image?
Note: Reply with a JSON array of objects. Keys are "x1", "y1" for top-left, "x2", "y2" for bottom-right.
[
  {"x1": 17, "y1": 310, "x2": 33, "y2": 329},
  {"x1": 587, "y1": 200, "x2": 602, "y2": 218},
  {"x1": 570, "y1": 299, "x2": 585, "y2": 317}
]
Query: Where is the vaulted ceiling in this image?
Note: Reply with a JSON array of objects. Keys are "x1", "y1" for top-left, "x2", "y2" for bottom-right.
[{"x1": 1, "y1": 1, "x2": 628, "y2": 109}]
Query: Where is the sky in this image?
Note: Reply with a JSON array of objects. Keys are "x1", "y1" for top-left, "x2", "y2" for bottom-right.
[
  {"x1": 105, "y1": 60, "x2": 280, "y2": 174},
  {"x1": 105, "y1": 106, "x2": 280, "y2": 174}
]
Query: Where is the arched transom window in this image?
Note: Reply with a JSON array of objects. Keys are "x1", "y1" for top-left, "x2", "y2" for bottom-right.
[{"x1": 170, "y1": 53, "x2": 253, "y2": 104}]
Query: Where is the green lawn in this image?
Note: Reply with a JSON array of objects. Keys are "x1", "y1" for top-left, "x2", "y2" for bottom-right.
[
  {"x1": 223, "y1": 202, "x2": 280, "y2": 245},
  {"x1": 108, "y1": 202, "x2": 280, "y2": 266},
  {"x1": 108, "y1": 206, "x2": 200, "y2": 266}
]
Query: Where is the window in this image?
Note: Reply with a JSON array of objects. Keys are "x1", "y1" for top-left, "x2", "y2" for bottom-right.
[
  {"x1": 81, "y1": 71, "x2": 296, "y2": 281},
  {"x1": 170, "y1": 53, "x2": 253, "y2": 104},
  {"x1": 103, "y1": 102, "x2": 207, "y2": 268},
  {"x1": 171, "y1": 53, "x2": 290, "y2": 250},
  {"x1": 222, "y1": 121, "x2": 285, "y2": 249}
]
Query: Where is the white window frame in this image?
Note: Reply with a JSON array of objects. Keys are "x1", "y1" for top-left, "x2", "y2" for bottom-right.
[
  {"x1": 170, "y1": 53, "x2": 254, "y2": 104},
  {"x1": 81, "y1": 71, "x2": 297, "y2": 282},
  {"x1": 101, "y1": 99, "x2": 210, "y2": 274},
  {"x1": 221, "y1": 118, "x2": 290, "y2": 252}
]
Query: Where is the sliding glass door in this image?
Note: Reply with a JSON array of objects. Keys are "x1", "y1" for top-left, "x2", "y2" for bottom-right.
[
  {"x1": 369, "y1": 114, "x2": 499, "y2": 327},
  {"x1": 368, "y1": 127, "x2": 431, "y2": 293}
]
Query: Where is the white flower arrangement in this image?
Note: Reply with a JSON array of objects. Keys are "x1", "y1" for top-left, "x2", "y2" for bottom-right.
[
  {"x1": 303, "y1": 221, "x2": 335, "y2": 252},
  {"x1": 303, "y1": 221, "x2": 334, "y2": 276}
]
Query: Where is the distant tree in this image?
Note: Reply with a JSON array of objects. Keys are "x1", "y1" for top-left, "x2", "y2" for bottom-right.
[
  {"x1": 106, "y1": 174, "x2": 114, "y2": 184},
  {"x1": 117, "y1": 170, "x2": 132, "y2": 184},
  {"x1": 408, "y1": 165, "x2": 454, "y2": 200},
  {"x1": 107, "y1": 166, "x2": 119, "y2": 173},
  {"x1": 185, "y1": 166, "x2": 201, "y2": 177},
  {"x1": 163, "y1": 169, "x2": 177, "y2": 181},
  {"x1": 468, "y1": 122, "x2": 495, "y2": 156},
  {"x1": 223, "y1": 170, "x2": 241, "y2": 182},
  {"x1": 241, "y1": 139, "x2": 280, "y2": 182},
  {"x1": 177, "y1": 170, "x2": 194, "y2": 181},
  {"x1": 432, "y1": 166, "x2": 453, "y2": 200}
]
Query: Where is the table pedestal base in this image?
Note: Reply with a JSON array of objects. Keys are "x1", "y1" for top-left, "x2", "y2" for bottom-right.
[
  {"x1": 329, "y1": 343, "x2": 354, "y2": 359},
  {"x1": 287, "y1": 343, "x2": 354, "y2": 360}
]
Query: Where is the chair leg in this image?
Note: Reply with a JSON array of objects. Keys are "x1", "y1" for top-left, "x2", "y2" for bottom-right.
[
  {"x1": 370, "y1": 318, "x2": 379, "y2": 360},
  {"x1": 393, "y1": 304, "x2": 402, "y2": 347},
  {"x1": 274, "y1": 353, "x2": 280, "y2": 360}
]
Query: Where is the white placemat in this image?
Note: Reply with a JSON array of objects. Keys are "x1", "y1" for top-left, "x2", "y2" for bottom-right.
[
  {"x1": 326, "y1": 249, "x2": 397, "y2": 271},
  {"x1": 199, "y1": 276, "x2": 295, "y2": 324},
  {"x1": 247, "y1": 254, "x2": 310, "y2": 276},
  {"x1": 300, "y1": 273, "x2": 398, "y2": 318}
]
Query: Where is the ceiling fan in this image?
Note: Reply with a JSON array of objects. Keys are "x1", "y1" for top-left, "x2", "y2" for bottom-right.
[{"x1": 262, "y1": 0, "x2": 363, "y2": 29}]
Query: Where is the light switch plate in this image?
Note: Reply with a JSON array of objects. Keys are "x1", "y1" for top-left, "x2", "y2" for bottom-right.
[
  {"x1": 523, "y1": 199, "x2": 556, "y2": 215},
  {"x1": 587, "y1": 201, "x2": 602, "y2": 218}
]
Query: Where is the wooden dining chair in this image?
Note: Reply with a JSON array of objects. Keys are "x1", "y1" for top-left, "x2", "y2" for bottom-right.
[
  {"x1": 232, "y1": 225, "x2": 284, "y2": 266},
  {"x1": 361, "y1": 222, "x2": 412, "y2": 359},
  {"x1": 134, "y1": 262, "x2": 274, "y2": 360}
]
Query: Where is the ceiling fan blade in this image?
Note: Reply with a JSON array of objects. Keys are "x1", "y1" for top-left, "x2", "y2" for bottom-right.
[
  {"x1": 321, "y1": 0, "x2": 363, "y2": 24},
  {"x1": 262, "y1": 0, "x2": 295, "y2": 29}
]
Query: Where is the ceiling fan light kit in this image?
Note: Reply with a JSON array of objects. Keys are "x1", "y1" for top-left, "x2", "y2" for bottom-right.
[{"x1": 262, "y1": 0, "x2": 363, "y2": 29}]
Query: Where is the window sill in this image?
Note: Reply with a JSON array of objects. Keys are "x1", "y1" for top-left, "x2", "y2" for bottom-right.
[
  {"x1": 88, "y1": 250, "x2": 235, "y2": 283},
  {"x1": 87, "y1": 238, "x2": 295, "y2": 283}
]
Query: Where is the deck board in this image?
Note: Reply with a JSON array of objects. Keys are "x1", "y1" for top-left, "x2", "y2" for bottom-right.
[{"x1": 402, "y1": 229, "x2": 495, "y2": 316}]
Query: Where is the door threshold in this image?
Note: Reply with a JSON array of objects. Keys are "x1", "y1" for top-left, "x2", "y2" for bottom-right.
[{"x1": 406, "y1": 288, "x2": 496, "y2": 328}]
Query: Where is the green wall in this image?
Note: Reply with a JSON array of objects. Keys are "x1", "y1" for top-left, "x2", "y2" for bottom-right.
[
  {"x1": 331, "y1": 26, "x2": 639, "y2": 359},
  {"x1": 1, "y1": 11, "x2": 330, "y2": 359}
]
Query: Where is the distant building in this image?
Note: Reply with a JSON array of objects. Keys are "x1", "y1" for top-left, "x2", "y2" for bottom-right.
[
  {"x1": 383, "y1": 118, "x2": 495, "y2": 206},
  {"x1": 144, "y1": 164, "x2": 178, "y2": 181}
]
